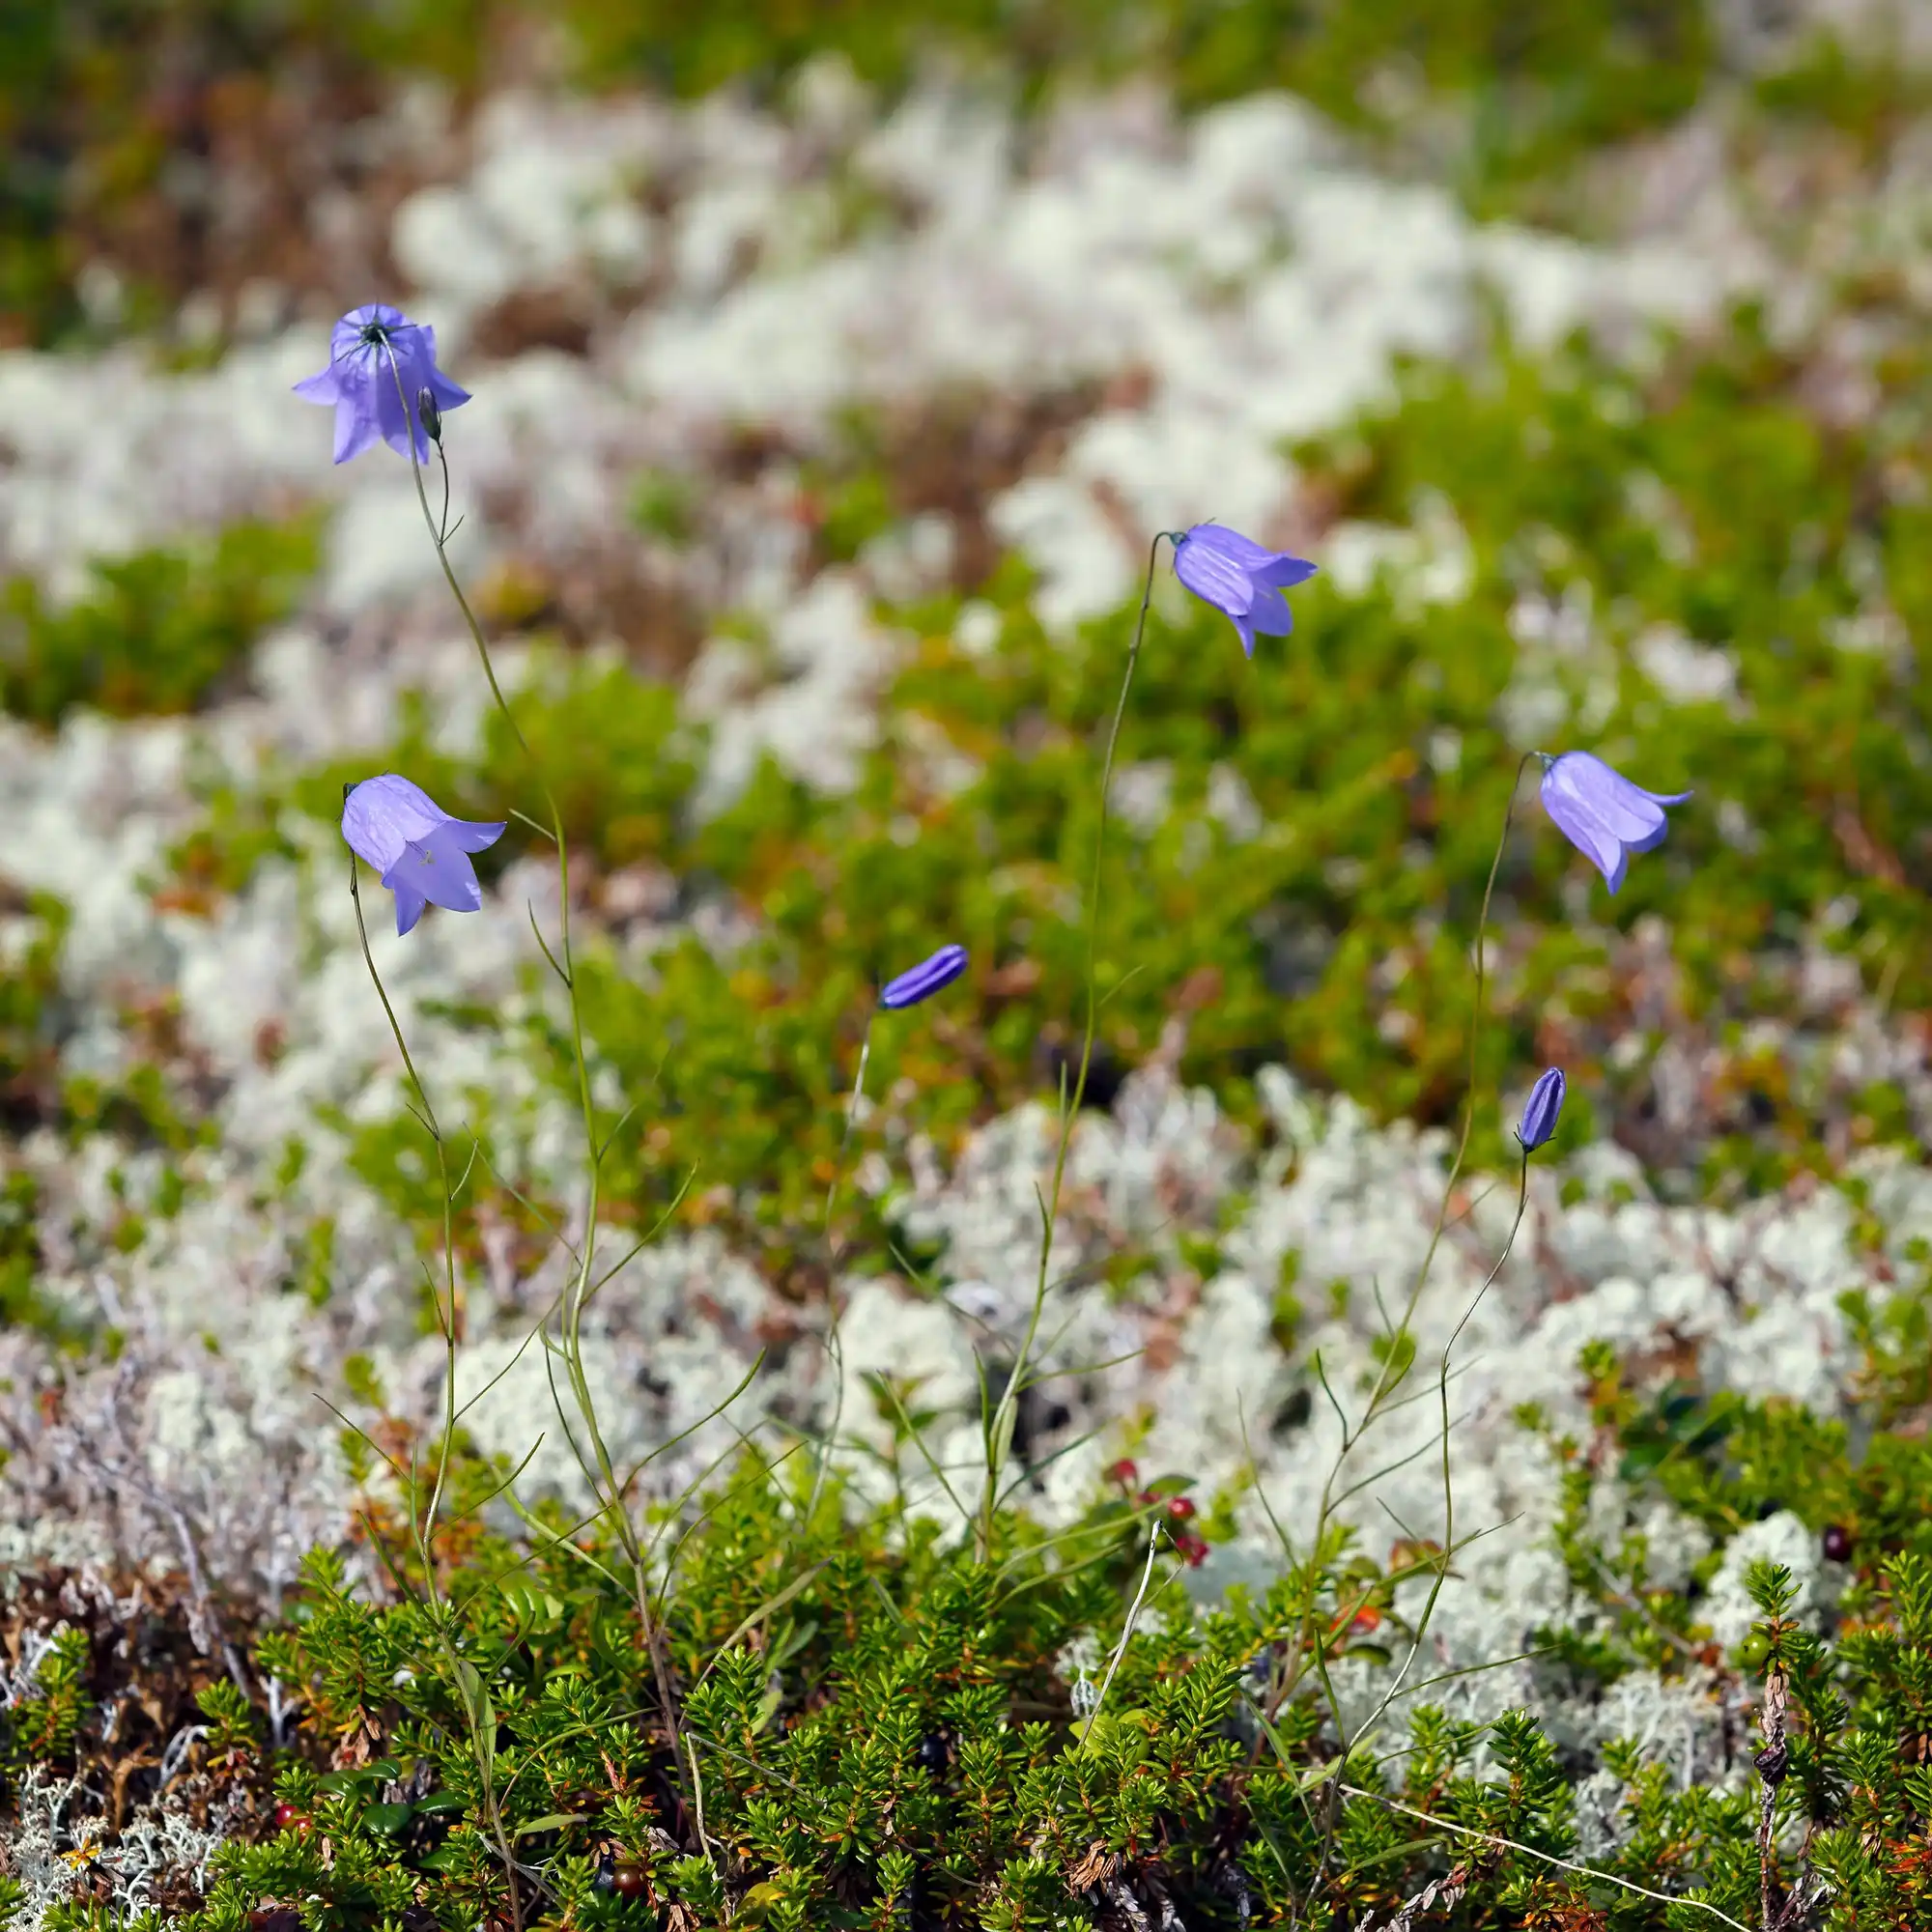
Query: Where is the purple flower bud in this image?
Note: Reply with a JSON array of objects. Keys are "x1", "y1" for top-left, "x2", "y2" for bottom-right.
[
  {"x1": 1538, "y1": 751, "x2": 1691, "y2": 895},
  {"x1": 1517, "y1": 1067, "x2": 1566, "y2": 1151},
  {"x1": 880, "y1": 943, "x2": 968, "y2": 1010},
  {"x1": 341, "y1": 774, "x2": 505, "y2": 937},
  {"x1": 1172, "y1": 523, "x2": 1317, "y2": 659},
  {"x1": 416, "y1": 385, "x2": 442, "y2": 445},
  {"x1": 294, "y1": 303, "x2": 470, "y2": 465}
]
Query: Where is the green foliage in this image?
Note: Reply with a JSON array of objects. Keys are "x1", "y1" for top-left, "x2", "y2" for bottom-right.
[
  {"x1": 123, "y1": 1357, "x2": 1932, "y2": 1932},
  {"x1": 163, "y1": 299, "x2": 1932, "y2": 1257},
  {"x1": 0, "y1": 516, "x2": 318, "y2": 726},
  {"x1": 0, "y1": 0, "x2": 493, "y2": 344},
  {"x1": 149, "y1": 1452, "x2": 1681, "y2": 1928},
  {"x1": 0, "y1": 891, "x2": 66, "y2": 1128},
  {"x1": 0, "y1": 1625, "x2": 90, "y2": 1783}
]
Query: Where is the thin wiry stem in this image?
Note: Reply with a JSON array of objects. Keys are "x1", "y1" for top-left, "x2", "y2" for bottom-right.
[
  {"x1": 1339, "y1": 1785, "x2": 1752, "y2": 1932},
  {"x1": 979, "y1": 529, "x2": 1177, "y2": 1559},
  {"x1": 1345, "y1": 1151, "x2": 1531, "y2": 1758},
  {"x1": 804, "y1": 1017, "x2": 875, "y2": 1531},
  {"x1": 1389, "y1": 752, "x2": 1539, "y2": 1347},
  {"x1": 376, "y1": 342, "x2": 689, "y2": 1821},
  {"x1": 344, "y1": 835, "x2": 522, "y2": 1928},
  {"x1": 1082, "y1": 1518, "x2": 1165, "y2": 1744},
  {"x1": 1247, "y1": 760, "x2": 1541, "y2": 1923}
]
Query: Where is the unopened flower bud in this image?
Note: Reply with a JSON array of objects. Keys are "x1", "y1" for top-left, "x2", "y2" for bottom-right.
[
  {"x1": 417, "y1": 386, "x2": 442, "y2": 444},
  {"x1": 1517, "y1": 1067, "x2": 1566, "y2": 1151},
  {"x1": 880, "y1": 942, "x2": 968, "y2": 1010}
]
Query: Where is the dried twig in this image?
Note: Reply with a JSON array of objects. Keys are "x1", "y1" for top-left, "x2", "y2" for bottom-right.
[{"x1": 1753, "y1": 1670, "x2": 1790, "y2": 1932}]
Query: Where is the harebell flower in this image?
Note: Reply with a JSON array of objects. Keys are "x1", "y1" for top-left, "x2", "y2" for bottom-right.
[
  {"x1": 1538, "y1": 751, "x2": 1690, "y2": 895},
  {"x1": 341, "y1": 774, "x2": 505, "y2": 937},
  {"x1": 1173, "y1": 523, "x2": 1317, "y2": 659},
  {"x1": 295, "y1": 303, "x2": 471, "y2": 465}
]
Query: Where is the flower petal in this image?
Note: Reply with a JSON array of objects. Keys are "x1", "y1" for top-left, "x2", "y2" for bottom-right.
[
  {"x1": 312, "y1": 305, "x2": 469, "y2": 463},
  {"x1": 1179, "y1": 523, "x2": 1279, "y2": 571},
  {"x1": 332, "y1": 401, "x2": 382, "y2": 466},
  {"x1": 1539, "y1": 777, "x2": 1630, "y2": 888},
  {"x1": 1254, "y1": 554, "x2": 1318, "y2": 591},
  {"x1": 391, "y1": 877, "x2": 429, "y2": 937},
  {"x1": 1245, "y1": 589, "x2": 1293, "y2": 639},
  {"x1": 292, "y1": 367, "x2": 342, "y2": 404},
  {"x1": 441, "y1": 816, "x2": 508, "y2": 855},
  {"x1": 1543, "y1": 754, "x2": 1662, "y2": 851},
  {"x1": 342, "y1": 774, "x2": 452, "y2": 876},
  {"x1": 1174, "y1": 534, "x2": 1256, "y2": 619},
  {"x1": 881, "y1": 942, "x2": 970, "y2": 1009},
  {"x1": 1518, "y1": 1067, "x2": 1567, "y2": 1150},
  {"x1": 372, "y1": 365, "x2": 422, "y2": 458},
  {"x1": 383, "y1": 825, "x2": 484, "y2": 915}
]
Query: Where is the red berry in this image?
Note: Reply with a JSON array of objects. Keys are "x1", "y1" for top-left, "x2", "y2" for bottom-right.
[
  {"x1": 270, "y1": 1803, "x2": 307, "y2": 1832},
  {"x1": 1350, "y1": 1606, "x2": 1382, "y2": 1635},
  {"x1": 1173, "y1": 1532, "x2": 1208, "y2": 1568},
  {"x1": 1104, "y1": 1459, "x2": 1139, "y2": 1488},
  {"x1": 1165, "y1": 1495, "x2": 1196, "y2": 1523},
  {"x1": 611, "y1": 1863, "x2": 646, "y2": 1900},
  {"x1": 1823, "y1": 1523, "x2": 1854, "y2": 1563}
]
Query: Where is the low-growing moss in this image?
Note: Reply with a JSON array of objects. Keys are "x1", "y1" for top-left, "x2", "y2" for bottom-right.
[
  {"x1": 0, "y1": 890, "x2": 66, "y2": 1128},
  {"x1": 0, "y1": 516, "x2": 318, "y2": 727},
  {"x1": 0, "y1": 887, "x2": 213, "y2": 1233}
]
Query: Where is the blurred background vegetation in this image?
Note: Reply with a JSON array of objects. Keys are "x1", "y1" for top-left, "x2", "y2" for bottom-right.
[{"x1": 9, "y1": 0, "x2": 1902, "y2": 349}]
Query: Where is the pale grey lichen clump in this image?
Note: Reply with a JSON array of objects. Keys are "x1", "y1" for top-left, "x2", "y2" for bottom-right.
[
  {"x1": 0, "y1": 1041, "x2": 1908, "y2": 1711},
  {"x1": 4, "y1": 1765, "x2": 239, "y2": 1929}
]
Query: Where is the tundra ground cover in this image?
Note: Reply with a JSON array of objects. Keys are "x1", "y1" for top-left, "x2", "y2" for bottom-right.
[{"x1": 9, "y1": 3, "x2": 1932, "y2": 1926}]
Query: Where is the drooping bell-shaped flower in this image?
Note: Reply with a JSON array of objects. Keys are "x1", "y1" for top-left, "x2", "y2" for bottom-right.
[
  {"x1": 294, "y1": 304, "x2": 471, "y2": 464},
  {"x1": 1538, "y1": 751, "x2": 1690, "y2": 895},
  {"x1": 341, "y1": 774, "x2": 505, "y2": 937},
  {"x1": 1172, "y1": 523, "x2": 1317, "y2": 659}
]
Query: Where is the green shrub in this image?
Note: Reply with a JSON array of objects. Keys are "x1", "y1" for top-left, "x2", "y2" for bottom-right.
[
  {"x1": 52, "y1": 1329, "x2": 1932, "y2": 1932},
  {"x1": 0, "y1": 516, "x2": 318, "y2": 726}
]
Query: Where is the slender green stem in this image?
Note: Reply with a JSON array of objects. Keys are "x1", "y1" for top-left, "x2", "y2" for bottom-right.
[
  {"x1": 345, "y1": 843, "x2": 523, "y2": 1929},
  {"x1": 1081, "y1": 1517, "x2": 1164, "y2": 1746},
  {"x1": 1392, "y1": 752, "x2": 1538, "y2": 1341},
  {"x1": 1344, "y1": 1151, "x2": 1530, "y2": 1756},
  {"x1": 978, "y1": 531, "x2": 1175, "y2": 1559},
  {"x1": 378, "y1": 344, "x2": 688, "y2": 1811},
  {"x1": 1339, "y1": 1785, "x2": 1752, "y2": 1932},
  {"x1": 1254, "y1": 755, "x2": 1538, "y2": 1922},
  {"x1": 803, "y1": 1017, "x2": 875, "y2": 1532},
  {"x1": 1275, "y1": 753, "x2": 1534, "y2": 1673}
]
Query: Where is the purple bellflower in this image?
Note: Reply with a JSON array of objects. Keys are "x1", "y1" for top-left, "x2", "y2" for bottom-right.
[
  {"x1": 1517, "y1": 1067, "x2": 1566, "y2": 1151},
  {"x1": 1173, "y1": 523, "x2": 1317, "y2": 659},
  {"x1": 1538, "y1": 751, "x2": 1691, "y2": 895},
  {"x1": 294, "y1": 304, "x2": 471, "y2": 465},
  {"x1": 881, "y1": 943, "x2": 969, "y2": 1010},
  {"x1": 341, "y1": 775, "x2": 505, "y2": 937}
]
